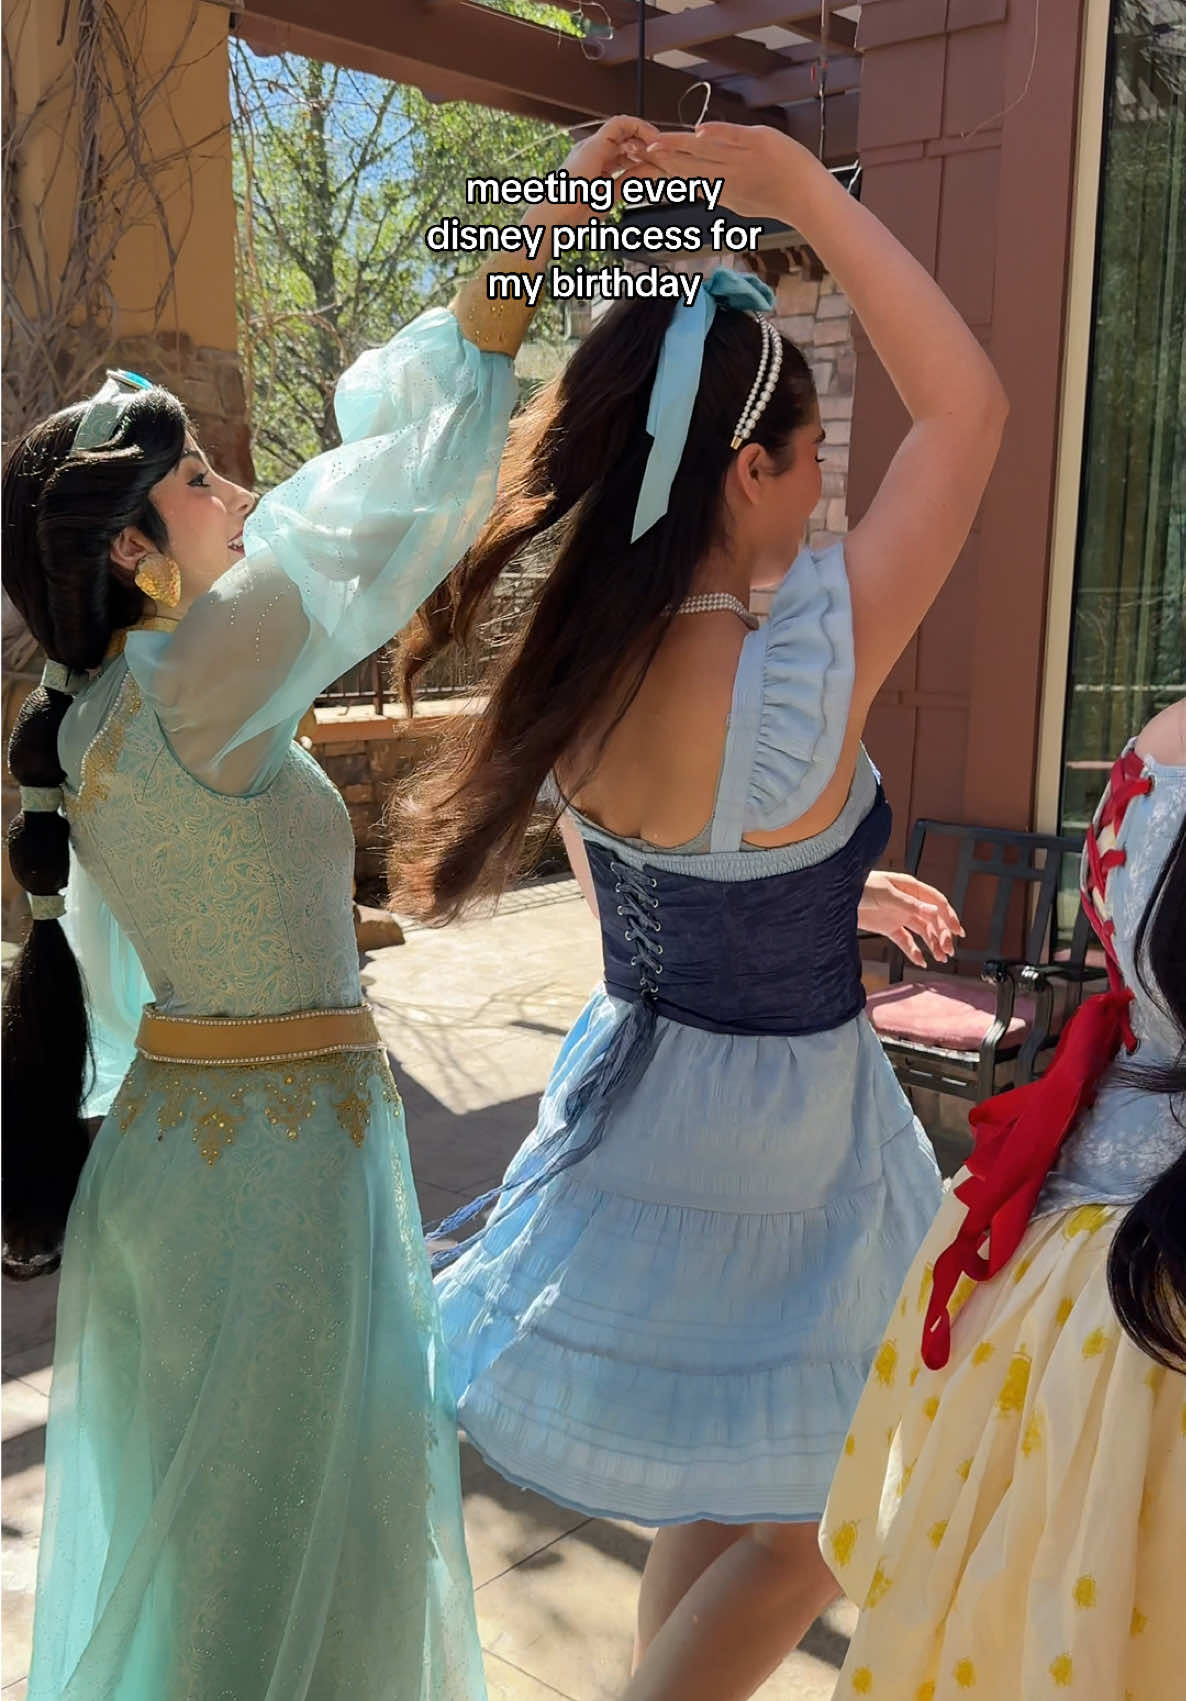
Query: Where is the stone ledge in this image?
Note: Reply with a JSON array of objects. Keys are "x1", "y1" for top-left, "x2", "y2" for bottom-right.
[
  {"x1": 354, "y1": 904, "x2": 405, "y2": 952},
  {"x1": 311, "y1": 697, "x2": 481, "y2": 745}
]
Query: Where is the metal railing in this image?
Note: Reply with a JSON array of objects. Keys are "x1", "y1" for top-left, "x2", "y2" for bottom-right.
[{"x1": 315, "y1": 569, "x2": 546, "y2": 713}]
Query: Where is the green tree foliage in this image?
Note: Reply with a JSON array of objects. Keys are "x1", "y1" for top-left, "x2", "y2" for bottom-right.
[{"x1": 230, "y1": 43, "x2": 573, "y2": 484}]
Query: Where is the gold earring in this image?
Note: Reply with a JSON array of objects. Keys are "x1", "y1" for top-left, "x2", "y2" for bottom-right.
[{"x1": 133, "y1": 552, "x2": 181, "y2": 608}]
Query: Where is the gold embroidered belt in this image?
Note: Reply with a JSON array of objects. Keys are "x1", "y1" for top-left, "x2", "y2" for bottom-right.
[{"x1": 134, "y1": 1004, "x2": 382, "y2": 1067}]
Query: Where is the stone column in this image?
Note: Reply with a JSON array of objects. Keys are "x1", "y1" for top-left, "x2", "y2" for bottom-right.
[{"x1": 771, "y1": 260, "x2": 856, "y2": 550}]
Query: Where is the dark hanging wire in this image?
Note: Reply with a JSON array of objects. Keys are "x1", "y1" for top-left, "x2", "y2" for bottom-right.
[
  {"x1": 817, "y1": 0, "x2": 830, "y2": 160},
  {"x1": 636, "y1": 0, "x2": 647, "y2": 120}
]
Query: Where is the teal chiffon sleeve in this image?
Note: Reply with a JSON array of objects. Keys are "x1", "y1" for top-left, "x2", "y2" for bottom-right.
[
  {"x1": 62, "y1": 857, "x2": 152, "y2": 1118},
  {"x1": 124, "y1": 308, "x2": 517, "y2": 795}
]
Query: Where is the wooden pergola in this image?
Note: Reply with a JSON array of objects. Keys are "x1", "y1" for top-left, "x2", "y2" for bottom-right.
[{"x1": 227, "y1": 0, "x2": 863, "y2": 164}]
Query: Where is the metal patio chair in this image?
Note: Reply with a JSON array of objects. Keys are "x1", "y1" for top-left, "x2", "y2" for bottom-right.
[{"x1": 865, "y1": 819, "x2": 1108, "y2": 1103}]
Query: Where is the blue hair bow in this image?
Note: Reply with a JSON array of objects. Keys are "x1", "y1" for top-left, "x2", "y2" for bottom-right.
[{"x1": 631, "y1": 268, "x2": 776, "y2": 543}]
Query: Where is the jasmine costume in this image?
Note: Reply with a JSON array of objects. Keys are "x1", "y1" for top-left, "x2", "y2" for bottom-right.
[
  {"x1": 431, "y1": 270, "x2": 944, "y2": 1525},
  {"x1": 26, "y1": 299, "x2": 524, "y2": 1701}
]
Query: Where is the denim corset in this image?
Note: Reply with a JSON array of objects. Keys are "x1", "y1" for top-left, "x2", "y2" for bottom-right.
[
  {"x1": 428, "y1": 790, "x2": 891, "y2": 1269},
  {"x1": 591, "y1": 790, "x2": 892, "y2": 1038}
]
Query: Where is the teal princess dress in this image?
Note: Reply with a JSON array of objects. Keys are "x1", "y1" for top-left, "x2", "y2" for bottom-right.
[{"x1": 27, "y1": 311, "x2": 515, "y2": 1701}]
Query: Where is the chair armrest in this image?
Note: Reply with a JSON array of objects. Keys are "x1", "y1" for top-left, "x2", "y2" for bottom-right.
[
  {"x1": 984, "y1": 957, "x2": 1108, "y2": 989},
  {"x1": 973, "y1": 962, "x2": 1020, "y2": 1095}
]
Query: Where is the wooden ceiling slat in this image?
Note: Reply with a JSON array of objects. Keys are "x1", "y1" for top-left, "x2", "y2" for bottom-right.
[
  {"x1": 228, "y1": 0, "x2": 862, "y2": 162},
  {"x1": 232, "y1": 0, "x2": 780, "y2": 127},
  {"x1": 599, "y1": 1, "x2": 857, "y2": 65},
  {"x1": 736, "y1": 53, "x2": 860, "y2": 106},
  {"x1": 664, "y1": 35, "x2": 782, "y2": 76},
  {"x1": 234, "y1": 13, "x2": 588, "y2": 125}
]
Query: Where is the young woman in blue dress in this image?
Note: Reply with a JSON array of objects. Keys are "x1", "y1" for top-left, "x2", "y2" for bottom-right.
[
  {"x1": 393, "y1": 122, "x2": 1009, "y2": 1701},
  {"x1": 1, "y1": 116, "x2": 655, "y2": 1701}
]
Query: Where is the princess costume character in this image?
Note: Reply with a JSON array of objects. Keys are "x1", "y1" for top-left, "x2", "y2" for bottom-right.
[
  {"x1": 822, "y1": 716, "x2": 1186, "y2": 1699},
  {"x1": 13, "y1": 269, "x2": 536, "y2": 1701}
]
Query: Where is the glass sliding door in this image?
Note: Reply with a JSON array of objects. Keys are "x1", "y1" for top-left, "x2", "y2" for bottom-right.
[{"x1": 1060, "y1": 0, "x2": 1185, "y2": 840}]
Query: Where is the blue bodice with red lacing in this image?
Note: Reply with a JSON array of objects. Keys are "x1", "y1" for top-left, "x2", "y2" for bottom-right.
[
  {"x1": 1036, "y1": 740, "x2": 1186, "y2": 1214},
  {"x1": 920, "y1": 740, "x2": 1185, "y2": 1369}
]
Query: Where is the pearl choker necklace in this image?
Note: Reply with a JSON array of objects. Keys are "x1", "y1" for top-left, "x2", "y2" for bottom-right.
[{"x1": 676, "y1": 592, "x2": 759, "y2": 630}]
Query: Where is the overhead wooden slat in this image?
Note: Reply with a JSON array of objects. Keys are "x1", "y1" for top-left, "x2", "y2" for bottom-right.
[
  {"x1": 663, "y1": 34, "x2": 782, "y2": 76},
  {"x1": 599, "y1": 1, "x2": 857, "y2": 66},
  {"x1": 223, "y1": 0, "x2": 863, "y2": 163},
  {"x1": 231, "y1": 0, "x2": 781, "y2": 128},
  {"x1": 234, "y1": 13, "x2": 588, "y2": 126},
  {"x1": 736, "y1": 53, "x2": 860, "y2": 106},
  {"x1": 480, "y1": 0, "x2": 792, "y2": 84}
]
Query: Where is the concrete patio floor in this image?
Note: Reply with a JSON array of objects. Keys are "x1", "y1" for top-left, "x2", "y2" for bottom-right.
[{"x1": 2, "y1": 880, "x2": 957, "y2": 1699}]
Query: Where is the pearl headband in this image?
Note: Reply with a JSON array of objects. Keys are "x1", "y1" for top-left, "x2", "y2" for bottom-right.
[{"x1": 731, "y1": 316, "x2": 783, "y2": 451}]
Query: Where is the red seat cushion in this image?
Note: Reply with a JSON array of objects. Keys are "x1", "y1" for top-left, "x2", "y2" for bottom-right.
[
  {"x1": 1053, "y1": 945, "x2": 1109, "y2": 970},
  {"x1": 866, "y1": 974, "x2": 1035, "y2": 1052}
]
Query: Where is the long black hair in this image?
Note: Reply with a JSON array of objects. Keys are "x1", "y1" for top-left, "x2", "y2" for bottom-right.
[
  {"x1": 2, "y1": 390, "x2": 188, "y2": 1276},
  {"x1": 1107, "y1": 804, "x2": 1186, "y2": 1369},
  {"x1": 391, "y1": 293, "x2": 816, "y2": 922}
]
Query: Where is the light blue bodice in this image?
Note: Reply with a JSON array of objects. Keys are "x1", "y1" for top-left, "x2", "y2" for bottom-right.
[
  {"x1": 61, "y1": 662, "x2": 360, "y2": 1020},
  {"x1": 568, "y1": 539, "x2": 863, "y2": 877},
  {"x1": 543, "y1": 540, "x2": 934, "y2": 1217}
]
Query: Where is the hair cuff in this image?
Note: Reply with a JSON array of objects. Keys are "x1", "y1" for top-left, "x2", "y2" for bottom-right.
[
  {"x1": 41, "y1": 660, "x2": 87, "y2": 697},
  {"x1": 28, "y1": 893, "x2": 66, "y2": 921},
  {"x1": 19, "y1": 785, "x2": 63, "y2": 813}
]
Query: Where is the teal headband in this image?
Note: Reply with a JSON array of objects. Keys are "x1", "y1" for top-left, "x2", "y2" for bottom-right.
[
  {"x1": 631, "y1": 267, "x2": 776, "y2": 543},
  {"x1": 72, "y1": 368, "x2": 154, "y2": 451}
]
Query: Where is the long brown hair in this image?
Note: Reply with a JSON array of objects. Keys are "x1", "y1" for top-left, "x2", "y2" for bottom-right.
[{"x1": 390, "y1": 291, "x2": 816, "y2": 923}]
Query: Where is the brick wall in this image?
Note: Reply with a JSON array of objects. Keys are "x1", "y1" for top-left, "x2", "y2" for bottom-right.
[
  {"x1": 854, "y1": 0, "x2": 1086, "y2": 856},
  {"x1": 771, "y1": 265, "x2": 855, "y2": 550},
  {"x1": 114, "y1": 334, "x2": 254, "y2": 489},
  {"x1": 307, "y1": 712, "x2": 453, "y2": 898},
  {"x1": 307, "y1": 705, "x2": 565, "y2": 903}
]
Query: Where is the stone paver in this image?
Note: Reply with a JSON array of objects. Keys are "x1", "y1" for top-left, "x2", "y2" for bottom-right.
[{"x1": 0, "y1": 881, "x2": 945, "y2": 1696}]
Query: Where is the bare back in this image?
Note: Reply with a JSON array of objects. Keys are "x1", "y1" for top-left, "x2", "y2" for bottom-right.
[{"x1": 559, "y1": 551, "x2": 866, "y2": 852}]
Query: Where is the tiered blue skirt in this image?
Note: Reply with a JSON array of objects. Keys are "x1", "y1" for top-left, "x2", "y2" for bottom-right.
[{"x1": 437, "y1": 989, "x2": 942, "y2": 1525}]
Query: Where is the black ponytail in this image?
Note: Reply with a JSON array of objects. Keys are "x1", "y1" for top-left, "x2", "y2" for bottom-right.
[
  {"x1": 2, "y1": 391, "x2": 188, "y2": 1276},
  {"x1": 3, "y1": 686, "x2": 91, "y2": 1277},
  {"x1": 1107, "y1": 807, "x2": 1186, "y2": 1370}
]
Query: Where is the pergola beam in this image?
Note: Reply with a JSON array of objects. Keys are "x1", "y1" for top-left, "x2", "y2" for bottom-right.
[
  {"x1": 234, "y1": 13, "x2": 589, "y2": 127},
  {"x1": 225, "y1": 0, "x2": 861, "y2": 161},
  {"x1": 577, "y1": 0, "x2": 789, "y2": 80},
  {"x1": 231, "y1": 0, "x2": 782, "y2": 129},
  {"x1": 737, "y1": 54, "x2": 860, "y2": 107},
  {"x1": 673, "y1": 36, "x2": 783, "y2": 76},
  {"x1": 599, "y1": 1, "x2": 857, "y2": 66}
]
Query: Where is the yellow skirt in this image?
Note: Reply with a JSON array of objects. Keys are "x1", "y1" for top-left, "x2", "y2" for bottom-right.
[{"x1": 820, "y1": 1183, "x2": 1186, "y2": 1700}]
